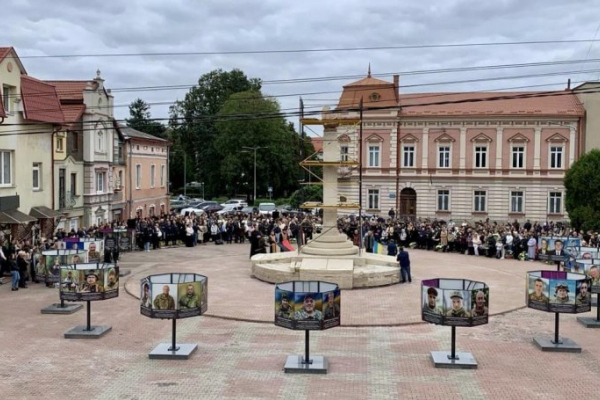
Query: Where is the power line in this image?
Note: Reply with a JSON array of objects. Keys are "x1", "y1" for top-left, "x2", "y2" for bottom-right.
[{"x1": 9, "y1": 39, "x2": 600, "y2": 59}]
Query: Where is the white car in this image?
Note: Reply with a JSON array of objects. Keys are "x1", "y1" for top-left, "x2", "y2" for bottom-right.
[
  {"x1": 217, "y1": 204, "x2": 242, "y2": 215},
  {"x1": 220, "y1": 199, "x2": 248, "y2": 208},
  {"x1": 180, "y1": 207, "x2": 204, "y2": 216},
  {"x1": 258, "y1": 202, "x2": 276, "y2": 215}
]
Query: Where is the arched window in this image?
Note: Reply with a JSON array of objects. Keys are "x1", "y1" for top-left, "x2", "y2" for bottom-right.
[{"x1": 97, "y1": 131, "x2": 104, "y2": 152}]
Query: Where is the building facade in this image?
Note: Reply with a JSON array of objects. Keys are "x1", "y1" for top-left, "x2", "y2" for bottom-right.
[{"x1": 330, "y1": 73, "x2": 585, "y2": 223}]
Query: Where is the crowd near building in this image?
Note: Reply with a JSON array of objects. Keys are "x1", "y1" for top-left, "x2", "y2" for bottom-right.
[
  {"x1": 0, "y1": 47, "x2": 170, "y2": 241},
  {"x1": 319, "y1": 70, "x2": 600, "y2": 223}
]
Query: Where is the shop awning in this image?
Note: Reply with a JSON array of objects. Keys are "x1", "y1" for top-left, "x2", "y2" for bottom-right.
[
  {"x1": 0, "y1": 209, "x2": 37, "y2": 225},
  {"x1": 29, "y1": 206, "x2": 64, "y2": 219}
]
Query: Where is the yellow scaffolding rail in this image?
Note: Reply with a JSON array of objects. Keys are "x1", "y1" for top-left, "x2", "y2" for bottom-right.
[
  {"x1": 299, "y1": 160, "x2": 360, "y2": 167},
  {"x1": 300, "y1": 202, "x2": 360, "y2": 209}
]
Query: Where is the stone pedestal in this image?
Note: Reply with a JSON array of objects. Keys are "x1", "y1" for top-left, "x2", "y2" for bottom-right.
[
  {"x1": 149, "y1": 343, "x2": 198, "y2": 360},
  {"x1": 284, "y1": 355, "x2": 328, "y2": 374},
  {"x1": 431, "y1": 351, "x2": 478, "y2": 369},
  {"x1": 533, "y1": 337, "x2": 581, "y2": 353},
  {"x1": 41, "y1": 303, "x2": 83, "y2": 315},
  {"x1": 64, "y1": 325, "x2": 112, "y2": 339}
]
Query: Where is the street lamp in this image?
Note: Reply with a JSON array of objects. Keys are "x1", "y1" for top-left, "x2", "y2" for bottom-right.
[{"x1": 241, "y1": 146, "x2": 267, "y2": 203}]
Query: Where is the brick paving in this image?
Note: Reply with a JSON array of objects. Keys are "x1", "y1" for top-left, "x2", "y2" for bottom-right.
[{"x1": 0, "y1": 243, "x2": 598, "y2": 399}]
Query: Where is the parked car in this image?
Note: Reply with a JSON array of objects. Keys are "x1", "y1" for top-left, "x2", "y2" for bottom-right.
[
  {"x1": 217, "y1": 204, "x2": 244, "y2": 215},
  {"x1": 180, "y1": 207, "x2": 204, "y2": 216},
  {"x1": 195, "y1": 201, "x2": 218, "y2": 210},
  {"x1": 170, "y1": 200, "x2": 189, "y2": 211},
  {"x1": 241, "y1": 206, "x2": 257, "y2": 214},
  {"x1": 203, "y1": 204, "x2": 224, "y2": 213},
  {"x1": 258, "y1": 202, "x2": 276, "y2": 215},
  {"x1": 220, "y1": 199, "x2": 248, "y2": 208}
]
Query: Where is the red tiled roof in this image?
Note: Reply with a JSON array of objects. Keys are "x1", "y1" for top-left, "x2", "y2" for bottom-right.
[
  {"x1": 0, "y1": 47, "x2": 13, "y2": 63},
  {"x1": 44, "y1": 80, "x2": 97, "y2": 102},
  {"x1": 311, "y1": 137, "x2": 323, "y2": 153},
  {"x1": 61, "y1": 104, "x2": 85, "y2": 127},
  {"x1": 21, "y1": 76, "x2": 64, "y2": 124}
]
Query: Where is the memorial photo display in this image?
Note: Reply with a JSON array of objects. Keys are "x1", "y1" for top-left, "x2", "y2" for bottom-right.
[
  {"x1": 140, "y1": 273, "x2": 207, "y2": 319},
  {"x1": 537, "y1": 237, "x2": 575, "y2": 263},
  {"x1": 565, "y1": 261, "x2": 600, "y2": 294},
  {"x1": 59, "y1": 264, "x2": 119, "y2": 301},
  {"x1": 274, "y1": 281, "x2": 340, "y2": 331},
  {"x1": 40, "y1": 250, "x2": 89, "y2": 283},
  {"x1": 421, "y1": 279, "x2": 489, "y2": 327},
  {"x1": 526, "y1": 271, "x2": 591, "y2": 313}
]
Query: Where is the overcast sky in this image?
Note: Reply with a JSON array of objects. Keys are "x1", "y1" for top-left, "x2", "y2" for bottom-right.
[{"x1": 4, "y1": 0, "x2": 600, "y2": 132}]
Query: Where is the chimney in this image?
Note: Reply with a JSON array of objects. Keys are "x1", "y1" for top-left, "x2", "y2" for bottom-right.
[
  {"x1": 393, "y1": 74, "x2": 400, "y2": 98},
  {"x1": 567, "y1": 78, "x2": 571, "y2": 90}
]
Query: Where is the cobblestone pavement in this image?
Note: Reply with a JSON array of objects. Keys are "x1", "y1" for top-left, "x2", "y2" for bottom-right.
[{"x1": 0, "y1": 244, "x2": 598, "y2": 400}]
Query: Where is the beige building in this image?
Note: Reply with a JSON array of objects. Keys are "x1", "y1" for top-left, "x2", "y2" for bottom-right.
[
  {"x1": 574, "y1": 82, "x2": 600, "y2": 152},
  {"x1": 329, "y1": 73, "x2": 585, "y2": 223}
]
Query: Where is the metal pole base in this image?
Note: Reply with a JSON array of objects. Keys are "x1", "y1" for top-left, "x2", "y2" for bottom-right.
[
  {"x1": 64, "y1": 325, "x2": 112, "y2": 339},
  {"x1": 41, "y1": 303, "x2": 83, "y2": 314},
  {"x1": 431, "y1": 351, "x2": 477, "y2": 369},
  {"x1": 577, "y1": 316, "x2": 600, "y2": 328},
  {"x1": 533, "y1": 337, "x2": 582, "y2": 353},
  {"x1": 284, "y1": 355, "x2": 327, "y2": 374},
  {"x1": 148, "y1": 343, "x2": 198, "y2": 360}
]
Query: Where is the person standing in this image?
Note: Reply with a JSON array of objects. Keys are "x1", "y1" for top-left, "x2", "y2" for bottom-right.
[
  {"x1": 16, "y1": 251, "x2": 29, "y2": 289},
  {"x1": 10, "y1": 253, "x2": 19, "y2": 291},
  {"x1": 397, "y1": 246, "x2": 411, "y2": 283},
  {"x1": 387, "y1": 239, "x2": 398, "y2": 257}
]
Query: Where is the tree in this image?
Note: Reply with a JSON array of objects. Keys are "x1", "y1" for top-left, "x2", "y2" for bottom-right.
[
  {"x1": 126, "y1": 99, "x2": 167, "y2": 138},
  {"x1": 214, "y1": 91, "x2": 304, "y2": 199},
  {"x1": 289, "y1": 185, "x2": 323, "y2": 209},
  {"x1": 169, "y1": 69, "x2": 261, "y2": 197},
  {"x1": 565, "y1": 149, "x2": 600, "y2": 231}
]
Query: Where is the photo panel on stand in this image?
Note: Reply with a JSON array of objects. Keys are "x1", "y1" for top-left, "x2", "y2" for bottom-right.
[
  {"x1": 177, "y1": 281, "x2": 201, "y2": 310},
  {"x1": 322, "y1": 290, "x2": 340, "y2": 329},
  {"x1": 586, "y1": 264, "x2": 600, "y2": 293},
  {"x1": 78, "y1": 269, "x2": 105, "y2": 293},
  {"x1": 83, "y1": 240, "x2": 104, "y2": 261},
  {"x1": 60, "y1": 268, "x2": 81, "y2": 293},
  {"x1": 421, "y1": 285, "x2": 444, "y2": 325},
  {"x1": 141, "y1": 279, "x2": 152, "y2": 310},
  {"x1": 470, "y1": 287, "x2": 489, "y2": 324},
  {"x1": 575, "y1": 278, "x2": 592, "y2": 312},
  {"x1": 527, "y1": 275, "x2": 550, "y2": 311},
  {"x1": 152, "y1": 283, "x2": 178, "y2": 311},
  {"x1": 275, "y1": 289, "x2": 295, "y2": 329},
  {"x1": 443, "y1": 290, "x2": 471, "y2": 326},
  {"x1": 104, "y1": 266, "x2": 119, "y2": 292},
  {"x1": 293, "y1": 292, "x2": 323, "y2": 330},
  {"x1": 45, "y1": 255, "x2": 61, "y2": 282},
  {"x1": 548, "y1": 279, "x2": 575, "y2": 313}
]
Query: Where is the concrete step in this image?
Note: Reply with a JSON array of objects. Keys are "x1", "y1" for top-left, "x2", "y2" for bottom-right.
[
  {"x1": 308, "y1": 234, "x2": 349, "y2": 243},
  {"x1": 302, "y1": 240, "x2": 355, "y2": 249},
  {"x1": 301, "y1": 246, "x2": 358, "y2": 256}
]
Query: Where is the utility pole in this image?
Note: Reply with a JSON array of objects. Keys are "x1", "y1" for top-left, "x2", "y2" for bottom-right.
[{"x1": 242, "y1": 146, "x2": 267, "y2": 204}]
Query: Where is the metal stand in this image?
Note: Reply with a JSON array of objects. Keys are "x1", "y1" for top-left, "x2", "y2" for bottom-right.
[
  {"x1": 41, "y1": 298, "x2": 83, "y2": 314},
  {"x1": 284, "y1": 330, "x2": 328, "y2": 374},
  {"x1": 533, "y1": 312, "x2": 581, "y2": 352},
  {"x1": 577, "y1": 293, "x2": 600, "y2": 328},
  {"x1": 149, "y1": 318, "x2": 198, "y2": 360},
  {"x1": 431, "y1": 326, "x2": 478, "y2": 369},
  {"x1": 64, "y1": 301, "x2": 112, "y2": 339}
]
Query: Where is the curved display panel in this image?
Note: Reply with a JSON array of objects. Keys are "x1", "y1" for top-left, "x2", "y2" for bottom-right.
[
  {"x1": 526, "y1": 270, "x2": 591, "y2": 313},
  {"x1": 274, "y1": 281, "x2": 340, "y2": 331},
  {"x1": 421, "y1": 279, "x2": 489, "y2": 327},
  {"x1": 140, "y1": 273, "x2": 208, "y2": 319},
  {"x1": 39, "y1": 250, "x2": 89, "y2": 284},
  {"x1": 59, "y1": 263, "x2": 119, "y2": 301}
]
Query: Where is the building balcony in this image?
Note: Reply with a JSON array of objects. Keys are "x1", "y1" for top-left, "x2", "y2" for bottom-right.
[{"x1": 59, "y1": 191, "x2": 77, "y2": 210}]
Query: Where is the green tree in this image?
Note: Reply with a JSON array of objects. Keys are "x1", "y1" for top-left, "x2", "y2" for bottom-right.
[
  {"x1": 169, "y1": 69, "x2": 261, "y2": 197},
  {"x1": 565, "y1": 149, "x2": 600, "y2": 231},
  {"x1": 214, "y1": 91, "x2": 303, "y2": 200},
  {"x1": 289, "y1": 185, "x2": 323, "y2": 209},
  {"x1": 126, "y1": 98, "x2": 167, "y2": 138}
]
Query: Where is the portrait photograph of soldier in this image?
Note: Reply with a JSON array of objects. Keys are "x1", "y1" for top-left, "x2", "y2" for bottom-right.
[
  {"x1": 105, "y1": 268, "x2": 119, "y2": 291},
  {"x1": 275, "y1": 290, "x2": 294, "y2": 319},
  {"x1": 66, "y1": 252, "x2": 87, "y2": 265},
  {"x1": 470, "y1": 289, "x2": 489, "y2": 316},
  {"x1": 153, "y1": 283, "x2": 176, "y2": 310},
  {"x1": 79, "y1": 270, "x2": 105, "y2": 293},
  {"x1": 575, "y1": 280, "x2": 591, "y2": 305},
  {"x1": 422, "y1": 286, "x2": 443, "y2": 315},
  {"x1": 528, "y1": 276, "x2": 549, "y2": 304},
  {"x1": 45, "y1": 256, "x2": 61, "y2": 280},
  {"x1": 141, "y1": 281, "x2": 152, "y2": 308},
  {"x1": 294, "y1": 293, "x2": 323, "y2": 321},
  {"x1": 587, "y1": 265, "x2": 600, "y2": 290},
  {"x1": 201, "y1": 279, "x2": 208, "y2": 308},
  {"x1": 444, "y1": 290, "x2": 470, "y2": 317},
  {"x1": 60, "y1": 269, "x2": 80, "y2": 292},
  {"x1": 550, "y1": 281, "x2": 575, "y2": 305},
  {"x1": 178, "y1": 282, "x2": 201, "y2": 309},
  {"x1": 86, "y1": 242, "x2": 102, "y2": 261},
  {"x1": 322, "y1": 291, "x2": 340, "y2": 320}
]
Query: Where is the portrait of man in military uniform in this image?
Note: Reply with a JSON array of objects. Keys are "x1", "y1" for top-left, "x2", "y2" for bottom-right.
[
  {"x1": 423, "y1": 287, "x2": 442, "y2": 315},
  {"x1": 153, "y1": 284, "x2": 175, "y2": 310},
  {"x1": 79, "y1": 271, "x2": 105, "y2": 293},
  {"x1": 575, "y1": 280, "x2": 591, "y2": 305},
  {"x1": 323, "y1": 291, "x2": 340, "y2": 319},
  {"x1": 141, "y1": 282, "x2": 152, "y2": 308},
  {"x1": 588, "y1": 266, "x2": 600, "y2": 287},
  {"x1": 294, "y1": 294, "x2": 322, "y2": 320},
  {"x1": 87, "y1": 242, "x2": 101, "y2": 261},
  {"x1": 178, "y1": 283, "x2": 200, "y2": 309},
  {"x1": 551, "y1": 282, "x2": 573, "y2": 304},
  {"x1": 529, "y1": 278, "x2": 549, "y2": 303},
  {"x1": 276, "y1": 292, "x2": 294, "y2": 319},
  {"x1": 105, "y1": 268, "x2": 119, "y2": 291},
  {"x1": 61, "y1": 270, "x2": 79, "y2": 292},
  {"x1": 471, "y1": 290, "x2": 488, "y2": 316},
  {"x1": 446, "y1": 291, "x2": 469, "y2": 317}
]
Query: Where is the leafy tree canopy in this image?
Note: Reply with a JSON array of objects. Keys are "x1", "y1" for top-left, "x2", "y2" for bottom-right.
[
  {"x1": 565, "y1": 149, "x2": 600, "y2": 231},
  {"x1": 126, "y1": 98, "x2": 167, "y2": 139}
]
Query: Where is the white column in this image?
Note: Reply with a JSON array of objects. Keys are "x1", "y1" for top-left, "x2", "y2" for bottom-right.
[
  {"x1": 569, "y1": 126, "x2": 576, "y2": 166},
  {"x1": 534, "y1": 127, "x2": 541, "y2": 170},
  {"x1": 459, "y1": 127, "x2": 466, "y2": 169},
  {"x1": 422, "y1": 128, "x2": 429, "y2": 169},
  {"x1": 496, "y1": 127, "x2": 503, "y2": 170},
  {"x1": 390, "y1": 126, "x2": 397, "y2": 169}
]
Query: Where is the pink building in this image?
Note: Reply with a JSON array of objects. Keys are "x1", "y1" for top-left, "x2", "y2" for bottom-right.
[{"x1": 331, "y1": 73, "x2": 585, "y2": 222}]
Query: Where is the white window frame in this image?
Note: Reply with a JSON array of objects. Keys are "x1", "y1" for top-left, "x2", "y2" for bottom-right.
[
  {"x1": 549, "y1": 145, "x2": 564, "y2": 169},
  {"x1": 474, "y1": 145, "x2": 488, "y2": 169},
  {"x1": 368, "y1": 145, "x2": 380, "y2": 167},
  {"x1": 403, "y1": 145, "x2": 415, "y2": 168},
  {"x1": 474, "y1": 190, "x2": 487, "y2": 212},
  {"x1": 150, "y1": 164, "x2": 156, "y2": 188},
  {"x1": 32, "y1": 163, "x2": 41, "y2": 191},
  {"x1": 368, "y1": 189, "x2": 380, "y2": 210},
  {"x1": 136, "y1": 164, "x2": 141, "y2": 189},
  {"x1": 95, "y1": 171, "x2": 104, "y2": 193},
  {"x1": 160, "y1": 165, "x2": 165, "y2": 187},
  {"x1": 97, "y1": 131, "x2": 104, "y2": 152},
  {"x1": 340, "y1": 145, "x2": 349, "y2": 162},
  {"x1": 0, "y1": 151, "x2": 13, "y2": 186},
  {"x1": 437, "y1": 189, "x2": 450, "y2": 211},
  {"x1": 56, "y1": 137, "x2": 64, "y2": 152},
  {"x1": 2, "y1": 85, "x2": 13, "y2": 114},
  {"x1": 549, "y1": 192, "x2": 562, "y2": 214},
  {"x1": 438, "y1": 145, "x2": 451, "y2": 168},
  {"x1": 511, "y1": 145, "x2": 525, "y2": 169},
  {"x1": 510, "y1": 191, "x2": 524, "y2": 213}
]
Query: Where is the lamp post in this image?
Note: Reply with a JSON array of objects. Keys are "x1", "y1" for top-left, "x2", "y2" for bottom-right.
[{"x1": 242, "y1": 146, "x2": 267, "y2": 204}]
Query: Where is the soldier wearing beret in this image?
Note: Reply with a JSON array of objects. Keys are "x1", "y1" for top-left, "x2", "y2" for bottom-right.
[{"x1": 446, "y1": 291, "x2": 469, "y2": 317}]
